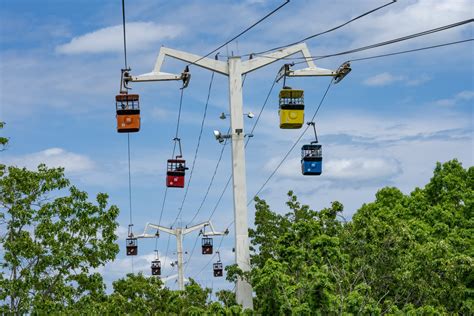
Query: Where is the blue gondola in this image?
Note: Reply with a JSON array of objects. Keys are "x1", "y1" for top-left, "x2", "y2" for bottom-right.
[
  {"x1": 301, "y1": 122, "x2": 322, "y2": 176},
  {"x1": 301, "y1": 144, "x2": 322, "y2": 175}
]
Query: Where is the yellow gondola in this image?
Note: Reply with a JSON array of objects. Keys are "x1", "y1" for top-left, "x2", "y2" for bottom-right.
[{"x1": 279, "y1": 87, "x2": 304, "y2": 129}]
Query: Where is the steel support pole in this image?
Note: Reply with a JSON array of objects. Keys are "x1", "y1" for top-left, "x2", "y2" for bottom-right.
[
  {"x1": 131, "y1": 44, "x2": 342, "y2": 310},
  {"x1": 176, "y1": 228, "x2": 184, "y2": 291},
  {"x1": 228, "y1": 57, "x2": 253, "y2": 309}
]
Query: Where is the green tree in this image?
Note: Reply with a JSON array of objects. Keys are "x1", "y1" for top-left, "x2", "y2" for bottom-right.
[
  {"x1": 248, "y1": 192, "x2": 350, "y2": 314},
  {"x1": 78, "y1": 273, "x2": 217, "y2": 315},
  {"x1": 0, "y1": 164, "x2": 119, "y2": 313},
  {"x1": 348, "y1": 160, "x2": 473, "y2": 313},
  {"x1": 247, "y1": 160, "x2": 472, "y2": 314},
  {"x1": 0, "y1": 122, "x2": 8, "y2": 150}
]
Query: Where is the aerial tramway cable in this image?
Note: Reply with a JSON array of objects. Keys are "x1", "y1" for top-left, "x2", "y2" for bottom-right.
[
  {"x1": 120, "y1": 0, "x2": 136, "y2": 273},
  {"x1": 250, "y1": 78, "x2": 334, "y2": 202},
  {"x1": 188, "y1": 0, "x2": 290, "y2": 66},
  {"x1": 252, "y1": 0, "x2": 398, "y2": 56}
]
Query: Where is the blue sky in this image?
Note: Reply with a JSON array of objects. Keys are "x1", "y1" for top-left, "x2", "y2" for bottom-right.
[{"x1": 1, "y1": 0, "x2": 473, "y2": 294}]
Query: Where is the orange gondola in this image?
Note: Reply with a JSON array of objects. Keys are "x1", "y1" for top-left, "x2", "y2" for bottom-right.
[{"x1": 116, "y1": 93, "x2": 140, "y2": 133}]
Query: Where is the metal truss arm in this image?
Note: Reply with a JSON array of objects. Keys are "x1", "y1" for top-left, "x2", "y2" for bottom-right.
[
  {"x1": 183, "y1": 220, "x2": 227, "y2": 236},
  {"x1": 135, "y1": 222, "x2": 175, "y2": 238},
  {"x1": 130, "y1": 47, "x2": 228, "y2": 83},
  {"x1": 241, "y1": 43, "x2": 335, "y2": 75},
  {"x1": 205, "y1": 221, "x2": 228, "y2": 237}
]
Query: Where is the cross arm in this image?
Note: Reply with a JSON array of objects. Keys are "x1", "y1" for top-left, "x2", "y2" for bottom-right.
[
  {"x1": 135, "y1": 222, "x2": 176, "y2": 239},
  {"x1": 183, "y1": 220, "x2": 228, "y2": 236},
  {"x1": 241, "y1": 43, "x2": 333, "y2": 75},
  {"x1": 129, "y1": 47, "x2": 229, "y2": 83}
]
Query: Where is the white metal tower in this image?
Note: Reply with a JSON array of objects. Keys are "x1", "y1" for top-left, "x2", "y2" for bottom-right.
[
  {"x1": 135, "y1": 221, "x2": 227, "y2": 291},
  {"x1": 126, "y1": 42, "x2": 348, "y2": 309}
]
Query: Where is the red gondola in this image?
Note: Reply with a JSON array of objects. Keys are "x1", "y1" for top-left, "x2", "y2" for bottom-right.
[
  {"x1": 213, "y1": 251, "x2": 223, "y2": 277},
  {"x1": 166, "y1": 138, "x2": 188, "y2": 188},
  {"x1": 202, "y1": 237, "x2": 213, "y2": 255},
  {"x1": 213, "y1": 261, "x2": 223, "y2": 277},
  {"x1": 166, "y1": 159, "x2": 187, "y2": 188},
  {"x1": 151, "y1": 251, "x2": 161, "y2": 276},
  {"x1": 126, "y1": 224, "x2": 138, "y2": 256}
]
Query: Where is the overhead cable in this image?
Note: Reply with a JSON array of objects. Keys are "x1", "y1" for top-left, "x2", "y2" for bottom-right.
[
  {"x1": 193, "y1": 220, "x2": 234, "y2": 279},
  {"x1": 127, "y1": 134, "x2": 133, "y2": 224},
  {"x1": 189, "y1": 0, "x2": 290, "y2": 66},
  {"x1": 290, "y1": 18, "x2": 474, "y2": 64},
  {"x1": 252, "y1": 0, "x2": 398, "y2": 56},
  {"x1": 187, "y1": 129, "x2": 229, "y2": 226},
  {"x1": 250, "y1": 78, "x2": 334, "y2": 202},
  {"x1": 348, "y1": 38, "x2": 474, "y2": 62},
  {"x1": 121, "y1": 0, "x2": 128, "y2": 69},
  {"x1": 171, "y1": 73, "x2": 215, "y2": 227}
]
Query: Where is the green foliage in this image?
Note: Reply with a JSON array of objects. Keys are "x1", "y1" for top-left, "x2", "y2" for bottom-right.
[
  {"x1": 0, "y1": 164, "x2": 120, "y2": 313},
  {"x1": 1, "y1": 151, "x2": 471, "y2": 314},
  {"x1": 66, "y1": 274, "x2": 241, "y2": 315},
  {"x1": 0, "y1": 122, "x2": 8, "y2": 150},
  {"x1": 249, "y1": 160, "x2": 473, "y2": 314}
]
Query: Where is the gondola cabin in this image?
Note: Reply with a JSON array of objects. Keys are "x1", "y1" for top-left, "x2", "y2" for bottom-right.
[
  {"x1": 116, "y1": 93, "x2": 140, "y2": 133},
  {"x1": 213, "y1": 261, "x2": 223, "y2": 277},
  {"x1": 151, "y1": 260, "x2": 161, "y2": 276},
  {"x1": 126, "y1": 237, "x2": 138, "y2": 256},
  {"x1": 279, "y1": 87, "x2": 304, "y2": 129},
  {"x1": 301, "y1": 144, "x2": 322, "y2": 175},
  {"x1": 166, "y1": 159, "x2": 187, "y2": 188},
  {"x1": 202, "y1": 237, "x2": 213, "y2": 255}
]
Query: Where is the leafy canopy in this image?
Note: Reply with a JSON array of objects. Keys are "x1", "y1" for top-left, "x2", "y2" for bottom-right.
[{"x1": 0, "y1": 164, "x2": 119, "y2": 313}]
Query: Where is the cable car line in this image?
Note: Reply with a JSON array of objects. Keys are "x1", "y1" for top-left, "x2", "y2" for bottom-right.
[
  {"x1": 251, "y1": 0, "x2": 398, "y2": 56},
  {"x1": 187, "y1": 70, "x2": 282, "y2": 278},
  {"x1": 118, "y1": 0, "x2": 141, "y2": 267},
  {"x1": 250, "y1": 19, "x2": 474, "y2": 64},
  {"x1": 127, "y1": 134, "x2": 133, "y2": 225},
  {"x1": 170, "y1": 72, "x2": 215, "y2": 228},
  {"x1": 162, "y1": 234, "x2": 171, "y2": 277},
  {"x1": 187, "y1": 0, "x2": 290, "y2": 67},
  {"x1": 187, "y1": 130, "x2": 229, "y2": 226},
  {"x1": 348, "y1": 38, "x2": 474, "y2": 62},
  {"x1": 289, "y1": 18, "x2": 474, "y2": 65},
  {"x1": 174, "y1": 89, "x2": 185, "y2": 152},
  {"x1": 249, "y1": 78, "x2": 334, "y2": 202},
  {"x1": 186, "y1": 68, "x2": 250, "y2": 227},
  {"x1": 159, "y1": 87, "x2": 188, "y2": 259},
  {"x1": 194, "y1": 220, "x2": 234, "y2": 279},
  {"x1": 121, "y1": 0, "x2": 128, "y2": 69},
  {"x1": 202, "y1": 73, "x2": 279, "y2": 224}
]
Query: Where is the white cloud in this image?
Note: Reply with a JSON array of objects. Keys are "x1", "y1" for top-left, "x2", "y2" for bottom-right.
[
  {"x1": 433, "y1": 90, "x2": 474, "y2": 107},
  {"x1": 56, "y1": 22, "x2": 184, "y2": 54},
  {"x1": 406, "y1": 74, "x2": 431, "y2": 86},
  {"x1": 4, "y1": 148, "x2": 95, "y2": 173},
  {"x1": 150, "y1": 107, "x2": 173, "y2": 121},
  {"x1": 350, "y1": 0, "x2": 473, "y2": 48},
  {"x1": 363, "y1": 72, "x2": 403, "y2": 86},
  {"x1": 456, "y1": 90, "x2": 474, "y2": 101},
  {"x1": 324, "y1": 157, "x2": 400, "y2": 180}
]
